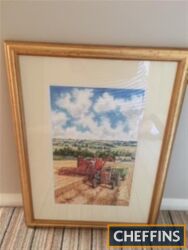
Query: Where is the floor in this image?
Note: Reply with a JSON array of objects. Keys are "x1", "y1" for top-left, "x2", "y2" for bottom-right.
[{"x1": 0, "y1": 208, "x2": 187, "y2": 250}]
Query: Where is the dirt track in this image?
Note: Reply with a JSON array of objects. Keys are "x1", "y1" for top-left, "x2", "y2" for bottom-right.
[{"x1": 55, "y1": 165, "x2": 133, "y2": 206}]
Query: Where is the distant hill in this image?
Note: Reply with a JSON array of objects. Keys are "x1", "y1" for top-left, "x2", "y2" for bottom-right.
[{"x1": 53, "y1": 138, "x2": 137, "y2": 147}]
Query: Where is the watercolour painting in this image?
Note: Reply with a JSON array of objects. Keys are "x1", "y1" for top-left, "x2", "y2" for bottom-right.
[{"x1": 50, "y1": 86, "x2": 145, "y2": 206}]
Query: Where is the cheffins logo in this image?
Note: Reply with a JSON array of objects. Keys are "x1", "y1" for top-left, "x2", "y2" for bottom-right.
[{"x1": 108, "y1": 224, "x2": 186, "y2": 248}]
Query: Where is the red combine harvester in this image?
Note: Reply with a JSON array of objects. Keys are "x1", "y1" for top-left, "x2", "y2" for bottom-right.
[{"x1": 58, "y1": 157, "x2": 106, "y2": 176}]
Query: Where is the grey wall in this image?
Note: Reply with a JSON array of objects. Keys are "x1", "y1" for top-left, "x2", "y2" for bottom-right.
[{"x1": 0, "y1": 1, "x2": 188, "y2": 199}]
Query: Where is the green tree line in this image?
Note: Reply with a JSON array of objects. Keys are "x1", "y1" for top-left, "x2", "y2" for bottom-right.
[{"x1": 53, "y1": 146, "x2": 134, "y2": 159}]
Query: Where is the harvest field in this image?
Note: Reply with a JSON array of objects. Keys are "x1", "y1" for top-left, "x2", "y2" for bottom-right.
[
  {"x1": 54, "y1": 159, "x2": 134, "y2": 206},
  {"x1": 53, "y1": 139, "x2": 136, "y2": 206}
]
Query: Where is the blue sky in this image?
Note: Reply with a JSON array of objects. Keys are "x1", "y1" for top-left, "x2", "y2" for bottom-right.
[{"x1": 50, "y1": 86, "x2": 145, "y2": 141}]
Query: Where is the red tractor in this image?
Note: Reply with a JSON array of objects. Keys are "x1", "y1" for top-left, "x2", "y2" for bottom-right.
[
  {"x1": 77, "y1": 157, "x2": 120, "y2": 189},
  {"x1": 91, "y1": 166, "x2": 120, "y2": 189}
]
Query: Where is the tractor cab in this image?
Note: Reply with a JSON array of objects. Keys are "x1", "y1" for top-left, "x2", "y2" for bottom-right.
[{"x1": 92, "y1": 166, "x2": 120, "y2": 189}]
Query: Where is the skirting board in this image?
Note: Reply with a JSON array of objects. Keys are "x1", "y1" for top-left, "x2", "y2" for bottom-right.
[
  {"x1": 0, "y1": 193, "x2": 188, "y2": 210},
  {"x1": 161, "y1": 198, "x2": 188, "y2": 211},
  {"x1": 0, "y1": 193, "x2": 22, "y2": 207}
]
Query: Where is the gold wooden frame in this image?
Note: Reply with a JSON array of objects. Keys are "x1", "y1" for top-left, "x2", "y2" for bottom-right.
[{"x1": 4, "y1": 41, "x2": 188, "y2": 228}]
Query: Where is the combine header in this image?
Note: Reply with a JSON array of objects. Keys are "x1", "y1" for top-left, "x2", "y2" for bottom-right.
[{"x1": 58, "y1": 157, "x2": 106, "y2": 176}]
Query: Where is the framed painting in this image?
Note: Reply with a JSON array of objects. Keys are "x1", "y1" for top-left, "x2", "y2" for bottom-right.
[{"x1": 4, "y1": 41, "x2": 188, "y2": 228}]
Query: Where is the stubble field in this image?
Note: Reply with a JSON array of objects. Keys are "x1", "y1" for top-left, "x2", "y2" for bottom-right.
[{"x1": 54, "y1": 159, "x2": 134, "y2": 206}]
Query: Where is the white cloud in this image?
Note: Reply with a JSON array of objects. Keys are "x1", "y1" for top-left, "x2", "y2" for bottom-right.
[
  {"x1": 119, "y1": 95, "x2": 144, "y2": 115},
  {"x1": 55, "y1": 88, "x2": 93, "y2": 118},
  {"x1": 51, "y1": 111, "x2": 68, "y2": 138},
  {"x1": 61, "y1": 126, "x2": 92, "y2": 140},
  {"x1": 93, "y1": 92, "x2": 145, "y2": 140},
  {"x1": 94, "y1": 92, "x2": 121, "y2": 113},
  {"x1": 53, "y1": 110, "x2": 143, "y2": 141},
  {"x1": 94, "y1": 92, "x2": 144, "y2": 116},
  {"x1": 76, "y1": 115, "x2": 125, "y2": 140},
  {"x1": 77, "y1": 114, "x2": 98, "y2": 132},
  {"x1": 98, "y1": 118, "x2": 125, "y2": 141},
  {"x1": 52, "y1": 111, "x2": 68, "y2": 125},
  {"x1": 60, "y1": 116, "x2": 139, "y2": 141},
  {"x1": 52, "y1": 89, "x2": 145, "y2": 141},
  {"x1": 125, "y1": 113, "x2": 143, "y2": 140}
]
